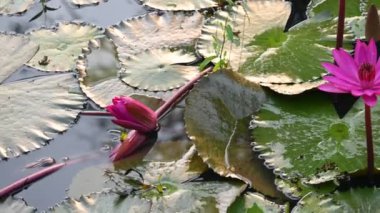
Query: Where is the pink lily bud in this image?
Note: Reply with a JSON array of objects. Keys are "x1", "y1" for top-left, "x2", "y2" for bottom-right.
[
  {"x1": 110, "y1": 130, "x2": 156, "y2": 162},
  {"x1": 106, "y1": 96, "x2": 158, "y2": 133}
]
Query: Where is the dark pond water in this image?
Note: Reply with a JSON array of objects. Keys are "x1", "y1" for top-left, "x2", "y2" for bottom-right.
[{"x1": 0, "y1": 0, "x2": 191, "y2": 211}]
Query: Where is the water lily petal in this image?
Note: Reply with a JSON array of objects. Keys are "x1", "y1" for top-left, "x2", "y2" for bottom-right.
[
  {"x1": 323, "y1": 76, "x2": 360, "y2": 90},
  {"x1": 368, "y1": 39, "x2": 378, "y2": 65},
  {"x1": 110, "y1": 130, "x2": 148, "y2": 162},
  {"x1": 111, "y1": 119, "x2": 151, "y2": 133},
  {"x1": 351, "y1": 89, "x2": 364, "y2": 96},
  {"x1": 362, "y1": 94, "x2": 378, "y2": 107},
  {"x1": 318, "y1": 83, "x2": 349, "y2": 93},
  {"x1": 322, "y1": 62, "x2": 359, "y2": 86},
  {"x1": 355, "y1": 39, "x2": 368, "y2": 65},
  {"x1": 333, "y1": 48, "x2": 359, "y2": 80}
]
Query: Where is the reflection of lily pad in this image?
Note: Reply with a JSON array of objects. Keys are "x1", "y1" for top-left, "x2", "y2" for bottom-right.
[
  {"x1": 139, "y1": 0, "x2": 218, "y2": 11},
  {"x1": 60, "y1": 158, "x2": 245, "y2": 213},
  {"x1": 0, "y1": 197, "x2": 36, "y2": 213},
  {"x1": 0, "y1": 0, "x2": 34, "y2": 15},
  {"x1": 105, "y1": 11, "x2": 203, "y2": 62},
  {"x1": 185, "y1": 70, "x2": 283, "y2": 198},
  {"x1": 0, "y1": 34, "x2": 38, "y2": 83},
  {"x1": 197, "y1": 0, "x2": 291, "y2": 71},
  {"x1": 252, "y1": 91, "x2": 380, "y2": 182},
  {"x1": 120, "y1": 49, "x2": 199, "y2": 91},
  {"x1": 77, "y1": 38, "x2": 175, "y2": 108},
  {"x1": 228, "y1": 192, "x2": 288, "y2": 213},
  {"x1": 0, "y1": 74, "x2": 85, "y2": 159},
  {"x1": 27, "y1": 22, "x2": 104, "y2": 72}
]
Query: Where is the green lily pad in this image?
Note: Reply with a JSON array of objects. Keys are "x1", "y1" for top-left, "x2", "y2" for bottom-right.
[
  {"x1": 0, "y1": 34, "x2": 38, "y2": 83},
  {"x1": 0, "y1": 74, "x2": 85, "y2": 159},
  {"x1": 77, "y1": 38, "x2": 175, "y2": 108},
  {"x1": 0, "y1": 197, "x2": 36, "y2": 213},
  {"x1": 227, "y1": 192, "x2": 289, "y2": 213},
  {"x1": 252, "y1": 91, "x2": 380, "y2": 182},
  {"x1": 185, "y1": 70, "x2": 283, "y2": 198},
  {"x1": 139, "y1": 0, "x2": 218, "y2": 11},
  {"x1": 197, "y1": 0, "x2": 291, "y2": 71},
  {"x1": 239, "y1": 17, "x2": 341, "y2": 85},
  {"x1": 120, "y1": 49, "x2": 199, "y2": 91},
  {"x1": 292, "y1": 192, "x2": 342, "y2": 213},
  {"x1": 105, "y1": 11, "x2": 203, "y2": 62},
  {"x1": 27, "y1": 22, "x2": 104, "y2": 72},
  {"x1": 307, "y1": 0, "x2": 380, "y2": 18},
  {"x1": 0, "y1": 0, "x2": 34, "y2": 15},
  {"x1": 60, "y1": 157, "x2": 245, "y2": 213}
]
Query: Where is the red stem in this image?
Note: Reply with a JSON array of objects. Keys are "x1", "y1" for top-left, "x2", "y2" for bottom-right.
[
  {"x1": 336, "y1": 0, "x2": 345, "y2": 49},
  {"x1": 0, "y1": 163, "x2": 65, "y2": 198},
  {"x1": 365, "y1": 104, "x2": 375, "y2": 181},
  {"x1": 155, "y1": 66, "x2": 213, "y2": 119}
]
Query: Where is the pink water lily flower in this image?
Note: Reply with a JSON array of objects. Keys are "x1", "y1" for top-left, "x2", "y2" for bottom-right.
[
  {"x1": 319, "y1": 39, "x2": 380, "y2": 107},
  {"x1": 106, "y1": 96, "x2": 158, "y2": 133},
  {"x1": 110, "y1": 130, "x2": 149, "y2": 161}
]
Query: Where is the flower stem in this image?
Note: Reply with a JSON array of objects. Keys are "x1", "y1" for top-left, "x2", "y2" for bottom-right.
[
  {"x1": 336, "y1": 0, "x2": 345, "y2": 49},
  {"x1": 155, "y1": 66, "x2": 214, "y2": 119},
  {"x1": 365, "y1": 104, "x2": 375, "y2": 181}
]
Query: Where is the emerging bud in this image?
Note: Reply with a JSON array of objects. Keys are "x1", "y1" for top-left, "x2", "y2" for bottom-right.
[{"x1": 106, "y1": 96, "x2": 158, "y2": 133}]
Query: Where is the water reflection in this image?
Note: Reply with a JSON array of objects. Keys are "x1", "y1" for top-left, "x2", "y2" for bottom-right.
[{"x1": 0, "y1": 0, "x2": 147, "y2": 33}]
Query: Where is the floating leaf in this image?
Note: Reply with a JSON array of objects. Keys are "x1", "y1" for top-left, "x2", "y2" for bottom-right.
[
  {"x1": 0, "y1": 197, "x2": 36, "y2": 213},
  {"x1": 228, "y1": 192, "x2": 288, "y2": 213},
  {"x1": 185, "y1": 70, "x2": 283, "y2": 198},
  {"x1": 27, "y1": 22, "x2": 104, "y2": 72},
  {"x1": 259, "y1": 80, "x2": 324, "y2": 95},
  {"x1": 139, "y1": 0, "x2": 218, "y2": 11},
  {"x1": 0, "y1": 34, "x2": 38, "y2": 83},
  {"x1": 0, "y1": 74, "x2": 85, "y2": 159},
  {"x1": 307, "y1": 0, "x2": 380, "y2": 18},
  {"x1": 0, "y1": 0, "x2": 35, "y2": 15},
  {"x1": 252, "y1": 91, "x2": 380, "y2": 182},
  {"x1": 197, "y1": 0, "x2": 291, "y2": 71},
  {"x1": 59, "y1": 157, "x2": 245, "y2": 213},
  {"x1": 120, "y1": 49, "x2": 199, "y2": 91},
  {"x1": 77, "y1": 38, "x2": 174, "y2": 108},
  {"x1": 292, "y1": 192, "x2": 342, "y2": 213},
  {"x1": 333, "y1": 187, "x2": 380, "y2": 212},
  {"x1": 70, "y1": 0, "x2": 107, "y2": 6},
  {"x1": 105, "y1": 11, "x2": 203, "y2": 62}
]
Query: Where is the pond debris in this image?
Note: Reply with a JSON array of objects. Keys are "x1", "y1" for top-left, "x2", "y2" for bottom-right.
[{"x1": 24, "y1": 157, "x2": 56, "y2": 169}]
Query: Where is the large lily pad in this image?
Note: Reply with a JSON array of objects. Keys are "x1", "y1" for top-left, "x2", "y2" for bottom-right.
[
  {"x1": 185, "y1": 70, "x2": 283, "y2": 198},
  {"x1": 307, "y1": 0, "x2": 380, "y2": 18},
  {"x1": 105, "y1": 11, "x2": 203, "y2": 63},
  {"x1": 77, "y1": 38, "x2": 175, "y2": 108},
  {"x1": 0, "y1": 197, "x2": 36, "y2": 213},
  {"x1": 197, "y1": 0, "x2": 291, "y2": 71},
  {"x1": 0, "y1": 34, "x2": 38, "y2": 83},
  {"x1": 120, "y1": 49, "x2": 199, "y2": 91},
  {"x1": 228, "y1": 192, "x2": 288, "y2": 213},
  {"x1": 0, "y1": 0, "x2": 34, "y2": 15},
  {"x1": 27, "y1": 22, "x2": 104, "y2": 72},
  {"x1": 57, "y1": 157, "x2": 245, "y2": 213},
  {"x1": 252, "y1": 91, "x2": 380, "y2": 182},
  {"x1": 0, "y1": 74, "x2": 85, "y2": 159},
  {"x1": 139, "y1": 0, "x2": 218, "y2": 11}
]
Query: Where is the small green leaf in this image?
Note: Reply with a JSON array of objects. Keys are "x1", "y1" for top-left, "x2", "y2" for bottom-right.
[{"x1": 199, "y1": 55, "x2": 217, "y2": 71}]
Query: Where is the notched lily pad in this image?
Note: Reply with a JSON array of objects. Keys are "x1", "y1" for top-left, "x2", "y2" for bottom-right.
[
  {"x1": 0, "y1": 197, "x2": 36, "y2": 213},
  {"x1": 307, "y1": 0, "x2": 380, "y2": 18},
  {"x1": 139, "y1": 0, "x2": 218, "y2": 11},
  {"x1": 105, "y1": 11, "x2": 203, "y2": 62},
  {"x1": 120, "y1": 49, "x2": 199, "y2": 91},
  {"x1": 77, "y1": 38, "x2": 174, "y2": 108},
  {"x1": 27, "y1": 22, "x2": 104, "y2": 72},
  {"x1": 292, "y1": 192, "x2": 342, "y2": 213},
  {"x1": 0, "y1": 0, "x2": 35, "y2": 15},
  {"x1": 228, "y1": 192, "x2": 288, "y2": 213},
  {"x1": 185, "y1": 69, "x2": 283, "y2": 198},
  {"x1": 259, "y1": 80, "x2": 324, "y2": 95},
  {"x1": 0, "y1": 33, "x2": 38, "y2": 83},
  {"x1": 252, "y1": 91, "x2": 380, "y2": 182},
  {"x1": 197, "y1": 0, "x2": 291, "y2": 71},
  {"x1": 0, "y1": 74, "x2": 85, "y2": 159}
]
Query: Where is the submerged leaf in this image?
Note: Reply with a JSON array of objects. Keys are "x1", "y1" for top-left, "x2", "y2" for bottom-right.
[
  {"x1": 0, "y1": 74, "x2": 85, "y2": 159},
  {"x1": 0, "y1": 33, "x2": 38, "y2": 84},
  {"x1": 120, "y1": 49, "x2": 199, "y2": 91},
  {"x1": 185, "y1": 70, "x2": 283, "y2": 198},
  {"x1": 0, "y1": 0, "x2": 35, "y2": 15},
  {"x1": 139, "y1": 0, "x2": 218, "y2": 11},
  {"x1": 27, "y1": 22, "x2": 104, "y2": 72}
]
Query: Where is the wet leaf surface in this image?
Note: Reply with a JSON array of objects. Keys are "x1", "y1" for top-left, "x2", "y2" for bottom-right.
[
  {"x1": 139, "y1": 0, "x2": 218, "y2": 11},
  {"x1": 0, "y1": 197, "x2": 36, "y2": 213},
  {"x1": 228, "y1": 191, "x2": 288, "y2": 213},
  {"x1": 185, "y1": 70, "x2": 283, "y2": 198}
]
